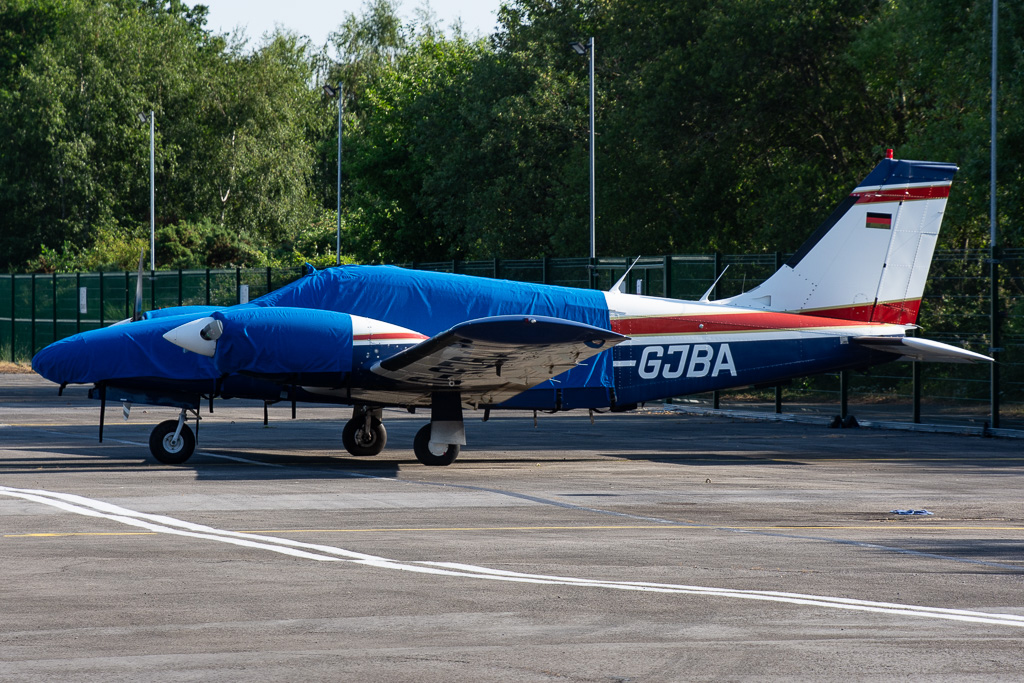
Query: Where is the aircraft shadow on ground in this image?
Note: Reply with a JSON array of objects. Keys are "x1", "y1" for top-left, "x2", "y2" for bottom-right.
[{"x1": 3, "y1": 412, "x2": 1021, "y2": 481}]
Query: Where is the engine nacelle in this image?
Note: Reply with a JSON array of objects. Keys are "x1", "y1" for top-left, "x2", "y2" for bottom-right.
[{"x1": 162, "y1": 307, "x2": 427, "y2": 383}]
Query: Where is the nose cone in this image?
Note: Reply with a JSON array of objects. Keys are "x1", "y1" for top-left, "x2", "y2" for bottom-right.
[
  {"x1": 162, "y1": 316, "x2": 222, "y2": 357},
  {"x1": 32, "y1": 313, "x2": 220, "y2": 385}
]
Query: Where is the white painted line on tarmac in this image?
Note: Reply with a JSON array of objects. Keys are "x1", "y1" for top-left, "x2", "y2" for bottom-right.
[{"x1": 3, "y1": 485, "x2": 1023, "y2": 630}]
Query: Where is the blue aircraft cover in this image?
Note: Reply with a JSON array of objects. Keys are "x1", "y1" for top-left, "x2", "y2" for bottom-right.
[
  {"x1": 32, "y1": 312, "x2": 220, "y2": 385},
  {"x1": 145, "y1": 305, "x2": 223, "y2": 321},
  {"x1": 210, "y1": 307, "x2": 354, "y2": 377},
  {"x1": 246, "y1": 265, "x2": 614, "y2": 388}
]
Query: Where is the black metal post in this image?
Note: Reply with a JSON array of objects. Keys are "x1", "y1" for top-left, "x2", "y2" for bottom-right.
[
  {"x1": 840, "y1": 370, "x2": 849, "y2": 419},
  {"x1": 990, "y1": 248, "x2": 1001, "y2": 428},
  {"x1": 10, "y1": 274, "x2": 16, "y2": 362},
  {"x1": 30, "y1": 273, "x2": 35, "y2": 356},
  {"x1": 913, "y1": 361, "x2": 922, "y2": 424},
  {"x1": 774, "y1": 251, "x2": 783, "y2": 413}
]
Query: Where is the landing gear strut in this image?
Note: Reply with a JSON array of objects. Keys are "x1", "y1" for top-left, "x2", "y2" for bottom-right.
[
  {"x1": 413, "y1": 392, "x2": 464, "y2": 466},
  {"x1": 149, "y1": 409, "x2": 196, "y2": 464},
  {"x1": 342, "y1": 407, "x2": 387, "y2": 456}
]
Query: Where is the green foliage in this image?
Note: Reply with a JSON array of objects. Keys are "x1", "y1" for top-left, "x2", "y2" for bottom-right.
[{"x1": 2, "y1": 0, "x2": 1022, "y2": 273}]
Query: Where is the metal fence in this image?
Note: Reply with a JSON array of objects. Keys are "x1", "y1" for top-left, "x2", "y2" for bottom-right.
[{"x1": 3, "y1": 250, "x2": 1021, "y2": 431}]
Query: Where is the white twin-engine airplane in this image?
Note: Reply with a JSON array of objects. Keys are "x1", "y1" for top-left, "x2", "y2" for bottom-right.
[{"x1": 32, "y1": 154, "x2": 991, "y2": 466}]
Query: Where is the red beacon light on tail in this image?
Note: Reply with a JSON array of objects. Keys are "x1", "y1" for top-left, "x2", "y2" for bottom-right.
[{"x1": 885, "y1": 148, "x2": 894, "y2": 159}]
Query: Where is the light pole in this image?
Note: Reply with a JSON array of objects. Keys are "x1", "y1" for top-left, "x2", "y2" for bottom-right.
[
  {"x1": 323, "y1": 82, "x2": 343, "y2": 266},
  {"x1": 137, "y1": 111, "x2": 155, "y2": 270},
  {"x1": 570, "y1": 38, "x2": 596, "y2": 261}
]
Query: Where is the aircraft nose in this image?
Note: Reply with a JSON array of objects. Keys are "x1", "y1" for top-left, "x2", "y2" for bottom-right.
[
  {"x1": 31, "y1": 334, "x2": 87, "y2": 385},
  {"x1": 162, "y1": 317, "x2": 222, "y2": 357},
  {"x1": 31, "y1": 314, "x2": 220, "y2": 385}
]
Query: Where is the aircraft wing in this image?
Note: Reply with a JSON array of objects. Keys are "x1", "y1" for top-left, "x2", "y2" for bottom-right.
[
  {"x1": 852, "y1": 336, "x2": 992, "y2": 364},
  {"x1": 370, "y1": 315, "x2": 626, "y2": 403}
]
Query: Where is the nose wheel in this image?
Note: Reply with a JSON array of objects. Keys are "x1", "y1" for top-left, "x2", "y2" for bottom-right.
[{"x1": 342, "y1": 408, "x2": 387, "y2": 456}]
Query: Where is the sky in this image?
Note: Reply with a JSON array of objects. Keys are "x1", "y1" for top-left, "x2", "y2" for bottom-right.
[{"x1": 198, "y1": 0, "x2": 506, "y2": 47}]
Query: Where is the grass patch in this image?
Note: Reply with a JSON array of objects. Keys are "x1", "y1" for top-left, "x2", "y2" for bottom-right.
[{"x1": 0, "y1": 361, "x2": 33, "y2": 374}]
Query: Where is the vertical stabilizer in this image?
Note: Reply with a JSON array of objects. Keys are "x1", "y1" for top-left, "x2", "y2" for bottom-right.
[{"x1": 718, "y1": 157, "x2": 957, "y2": 324}]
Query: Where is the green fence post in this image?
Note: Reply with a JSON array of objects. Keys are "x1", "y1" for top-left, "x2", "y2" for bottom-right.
[
  {"x1": 266, "y1": 266, "x2": 272, "y2": 295},
  {"x1": 178, "y1": 269, "x2": 183, "y2": 306},
  {"x1": 76, "y1": 272, "x2": 81, "y2": 334},
  {"x1": 98, "y1": 271, "x2": 104, "y2": 327},
  {"x1": 52, "y1": 272, "x2": 57, "y2": 343},
  {"x1": 205, "y1": 268, "x2": 211, "y2": 305},
  {"x1": 10, "y1": 274, "x2": 16, "y2": 362},
  {"x1": 30, "y1": 273, "x2": 35, "y2": 356},
  {"x1": 712, "y1": 252, "x2": 722, "y2": 299},
  {"x1": 236, "y1": 267, "x2": 241, "y2": 305},
  {"x1": 663, "y1": 255, "x2": 672, "y2": 298}
]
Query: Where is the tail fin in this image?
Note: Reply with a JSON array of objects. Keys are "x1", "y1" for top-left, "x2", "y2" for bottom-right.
[{"x1": 718, "y1": 157, "x2": 957, "y2": 324}]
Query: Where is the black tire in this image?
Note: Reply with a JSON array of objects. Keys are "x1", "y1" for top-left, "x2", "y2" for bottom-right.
[
  {"x1": 413, "y1": 424, "x2": 460, "y2": 466},
  {"x1": 342, "y1": 416, "x2": 387, "y2": 456},
  {"x1": 149, "y1": 420, "x2": 196, "y2": 465}
]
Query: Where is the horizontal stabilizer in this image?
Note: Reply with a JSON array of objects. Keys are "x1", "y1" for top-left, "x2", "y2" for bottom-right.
[
  {"x1": 853, "y1": 336, "x2": 992, "y2": 364},
  {"x1": 372, "y1": 315, "x2": 626, "y2": 399}
]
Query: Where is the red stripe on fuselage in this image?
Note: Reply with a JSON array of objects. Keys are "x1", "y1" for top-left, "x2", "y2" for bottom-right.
[
  {"x1": 353, "y1": 332, "x2": 428, "y2": 342},
  {"x1": 853, "y1": 185, "x2": 950, "y2": 204},
  {"x1": 611, "y1": 310, "x2": 878, "y2": 336}
]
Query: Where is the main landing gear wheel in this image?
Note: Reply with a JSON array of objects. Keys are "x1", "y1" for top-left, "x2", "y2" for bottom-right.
[
  {"x1": 413, "y1": 424, "x2": 460, "y2": 466},
  {"x1": 149, "y1": 420, "x2": 196, "y2": 465},
  {"x1": 343, "y1": 415, "x2": 387, "y2": 456}
]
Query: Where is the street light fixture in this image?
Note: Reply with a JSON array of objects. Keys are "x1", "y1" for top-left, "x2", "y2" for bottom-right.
[
  {"x1": 324, "y1": 82, "x2": 342, "y2": 266},
  {"x1": 138, "y1": 111, "x2": 155, "y2": 270},
  {"x1": 569, "y1": 38, "x2": 596, "y2": 262}
]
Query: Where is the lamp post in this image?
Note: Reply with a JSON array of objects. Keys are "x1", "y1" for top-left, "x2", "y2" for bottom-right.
[
  {"x1": 323, "y1": 82, "x2": 343, "y2": 266},
  {"x1": 570, "y1": 38, "x2": 595, "y2": 261},
  {"x1": 989, "y1": 0, "x2": 1000, "y2": 427},
  {"x1": 137, "y1": 111, "x2": 155, "y2": 270}
]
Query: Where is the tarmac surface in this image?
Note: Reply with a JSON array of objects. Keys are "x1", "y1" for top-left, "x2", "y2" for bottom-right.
[{"x1": 2, "y1": 373, "x2": 1023, "y2": 681}]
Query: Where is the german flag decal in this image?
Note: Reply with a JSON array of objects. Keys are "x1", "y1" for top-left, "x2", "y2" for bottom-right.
[{"x1": 865, "y1": 212, "x2": 892, "y2": 229}]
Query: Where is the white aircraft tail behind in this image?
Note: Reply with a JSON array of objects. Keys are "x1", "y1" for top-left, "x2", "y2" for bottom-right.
[{"x1": 719, "y1": 155, "x2": 958, "y2": 325}]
